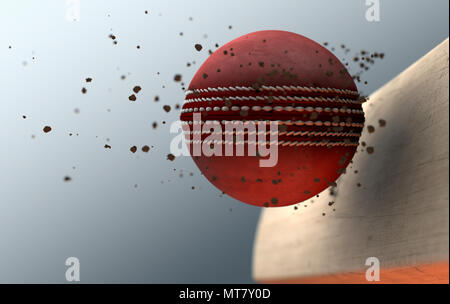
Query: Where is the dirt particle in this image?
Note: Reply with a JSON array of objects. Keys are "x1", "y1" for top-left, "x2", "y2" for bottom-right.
[
  {"x1": 133, "y1": 86, "x2": 142, "y2": 93},
  {"x1": 378, "y1": 119, "x2": 386, "y2": 127},
  {"x1": 194, "y1": 44, "x2": 203, "y2": 51},
  {"x1": 163, "y1": 105, "x2": 171, "y2": 113},
  {"x1": 174, "y1": 74, "x2": 182, "y2": 82},
  {"x1": 63, "y1": 176, "x2": 72, "y2": 182},
  {"x1": 167, "y1": 154, "x2": 175, "y2": 161},
  {"x1": 128, "y1": 94, "x2": 136, "y2": 101},
  {"x1": 104, "y1": 144, "x2": 111, "y2": 149},
  {"x1": 130, "y1": 146, "x2": 137, "y2": 153},
  {"x1": 142, "y1": 145, "x2": 150, "y2": 153},
  {"x1": 43, "y1": 126, "x2": 52, "y2": 133},
  {"x1": 366, "y1": 146, "x2": 374, "y2": 154},
  {"x1": 367, "y1": 125, "x2": 375, "y2": 133},
  {"x1": 81, "y1": 87, "x2": 87, "y2": 94}
]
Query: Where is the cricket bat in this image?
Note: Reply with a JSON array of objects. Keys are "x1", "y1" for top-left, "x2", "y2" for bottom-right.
[{"x1": 252, "y1": 38, "x2": 449, "y2": 284}]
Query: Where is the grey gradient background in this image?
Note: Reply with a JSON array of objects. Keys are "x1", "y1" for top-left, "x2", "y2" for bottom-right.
[{"x1": 0, "y1": 0, "x2": 448, "y2": 283}]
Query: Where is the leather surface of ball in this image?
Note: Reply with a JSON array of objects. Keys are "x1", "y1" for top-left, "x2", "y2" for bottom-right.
[{"x1": 181, "y1": 30, "x2": 364, "y2": 207}]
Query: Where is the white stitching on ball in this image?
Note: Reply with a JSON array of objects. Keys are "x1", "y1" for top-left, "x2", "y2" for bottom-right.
[
  {"x1": 186, "y1": 130, "x2": 361, "y2": 137},
  {"x1": 181, "y1": 105, "x2": 364, "y2": 115},
  {"x1": 184, "y1": 95, "x2": 362, "y2": 105},
  {"x1": 181, "y1": 119, "x2": 364, "y2": 128},
  {"x1": 185, "y1": 139, "x2": 359, "y2": 147},
  {"x1": 185, "y1": 85, "x2": 359, "y2": 96}
]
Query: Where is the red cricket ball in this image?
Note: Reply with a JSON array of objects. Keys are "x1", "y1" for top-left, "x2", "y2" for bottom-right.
[{"x1": 181, "y1": 30, "x2": 364, "y2": 207}]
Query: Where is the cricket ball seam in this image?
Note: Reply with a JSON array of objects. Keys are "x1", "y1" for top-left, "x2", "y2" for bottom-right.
[
  {"x1": 184, "y1": 95, "x2": 363, "y2": 105},
  {"x1": 186, "y1": 139, "x2": 359, "y2": 147},
  {"x1": 186, "y1": 130, "x2": 361, "y2": 137},
  {"x1": 181, "y1": 105, "x2": 364, "y2": 114},
  {"x1": 182, "y1": 120, "x2": 364, "y2": 128},
  {"x1": 185, "y1": 85, "x2": 359, "y2": 97}
]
